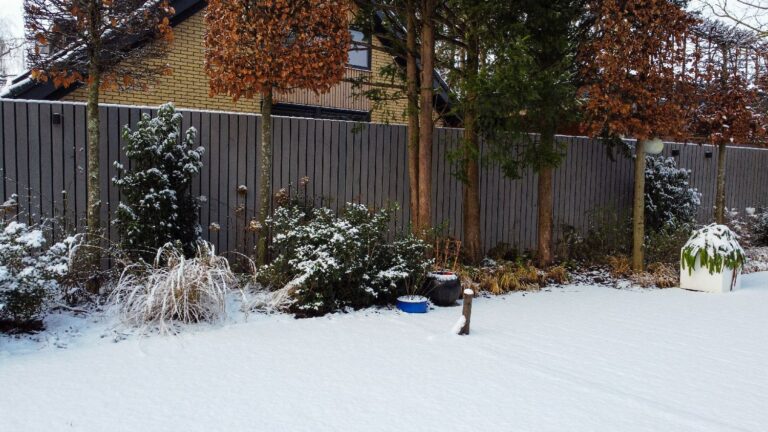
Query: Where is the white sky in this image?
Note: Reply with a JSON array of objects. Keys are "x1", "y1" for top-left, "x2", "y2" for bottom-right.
[
  {"x1": 0, "y1": 0, "x2": 24, "y2": 38},
  {"x1": 0, "y1": 0, "x2": 761, "y2": 76}
]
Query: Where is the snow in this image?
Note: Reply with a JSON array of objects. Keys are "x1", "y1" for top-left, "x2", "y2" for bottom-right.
[
  {"x1": 4, "y1": 273, "x2": 768, "y2": 431},
  {"x1": 396, "y1": 295, "x2": 428, "y2": 303},
  {"x1": 427, "y1": 271, "x2": 459, "y2": 281},
  {"x1": 451, "y1": 314, "x2": 466, "y2": 334}
]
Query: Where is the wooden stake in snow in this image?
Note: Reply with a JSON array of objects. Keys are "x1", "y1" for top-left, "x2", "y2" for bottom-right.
[{"x1": 459, "y1": 289, "x2": 473, "y2": 335}]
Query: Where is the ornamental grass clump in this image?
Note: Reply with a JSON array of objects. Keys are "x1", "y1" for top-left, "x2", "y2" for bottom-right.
[
  {"x1": 681, "y1": 224, "x2": 745, "y2": 276},
  {"x1": 110, "y1": 241, "x2": 236, "y2": 333}
]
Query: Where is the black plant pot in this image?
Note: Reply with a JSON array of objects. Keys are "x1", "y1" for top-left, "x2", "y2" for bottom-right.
[{"x1": 424, "y1": 271, "x2": 462, "y2": 306}]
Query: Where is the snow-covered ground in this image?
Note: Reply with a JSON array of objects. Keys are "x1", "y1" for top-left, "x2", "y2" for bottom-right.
[{"x1": 3, "y1": 273, "x2": 768, "y2": 432}]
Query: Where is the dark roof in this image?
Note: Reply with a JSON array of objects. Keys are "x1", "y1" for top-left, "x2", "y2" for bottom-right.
[
  {"x1": 2, "y1": 0, "x2": 204, "y2": 100},
  {"x1": 1, "y1": 0, "x2": 453, "y2": 116}
]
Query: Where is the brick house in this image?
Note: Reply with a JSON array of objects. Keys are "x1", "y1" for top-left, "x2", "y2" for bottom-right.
[{"x1": 2, "y1": 0, "x2": 451, "y2": 123}]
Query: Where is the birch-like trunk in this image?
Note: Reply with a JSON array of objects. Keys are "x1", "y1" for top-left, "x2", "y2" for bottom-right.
[
  {"x1": 256, "y1": 89, "x2": 273, "y2": 265},
  {"x1": 84, "y1": 0, "x2": 102, "y2": 292},
  {"x1": 715, "y1": 142, "x2": 727, "y2": 224}
]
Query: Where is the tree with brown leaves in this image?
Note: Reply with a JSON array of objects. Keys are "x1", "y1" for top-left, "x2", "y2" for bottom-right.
[
  {"x1": 688, "y1": 21, "x2": 768, "y2": 223},
  {"x1": 205, "y1": 0, "x2": 351, "y2": 265},
  {"x1": 25, "y1": 0, "x2": 175, "y2": 289},
  {"x1": 579, "y1": 0, "x2": 697, "y2": 272}
]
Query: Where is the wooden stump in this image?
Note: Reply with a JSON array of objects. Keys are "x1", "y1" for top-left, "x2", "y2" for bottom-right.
[{"x1": 459, "y1": 289, "x2": 473, "y2": 335}]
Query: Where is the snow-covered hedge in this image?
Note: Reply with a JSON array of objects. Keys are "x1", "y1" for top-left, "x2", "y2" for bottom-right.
[
  {"x1": 645, "y1": 156, "x2": 701, "y2": 232},
  {"x1": 681, "y1": 224, "x2": 745, "y2": 276},
  {"x1": 113, "y1": 103, "x2": 204, "y2": 262},
  {"x1": 0, "y1": 221, "x2": 77, "y2": 322},
  {"x1": 257, "y1": 203, "x2": 432, "y2": 317}
]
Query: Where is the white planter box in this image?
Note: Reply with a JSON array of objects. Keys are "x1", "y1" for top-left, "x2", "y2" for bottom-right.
[{"x1": 680, "y1": 255, "x2": 741, "y2": 293}]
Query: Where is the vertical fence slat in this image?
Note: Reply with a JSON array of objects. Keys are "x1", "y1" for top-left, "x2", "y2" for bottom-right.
[
  {"x1": 3, "y1": 100, "x2": 768, "y2": 258},
  {"x1": 2, "y1": 102, "x2": 16, "y2": 209},
  {"x1": 27, "y1": 103, "x2": 41, "y2": 225},
  {"x1": 14, "y1": 102, "x2": 29, "y2": 223},
  {"x1": 39, "y1": 104, "x2": 52, "y2": 231}
]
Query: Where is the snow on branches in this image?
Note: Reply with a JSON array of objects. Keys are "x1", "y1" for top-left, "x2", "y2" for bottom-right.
[{"x1": 113, "y1": 103, "x2": 204, "y2": 262}]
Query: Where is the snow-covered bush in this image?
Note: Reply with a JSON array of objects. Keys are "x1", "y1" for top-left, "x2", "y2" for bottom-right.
[
  {"x1": 110, "y1": 241, "x2": 236, "y2": 333},
  {"x1": 753, "y1": 208, "x2": 768, "y2": 247},
  {"x1": 644, "y1": 156, "x2": 701, "y2": 232},
  {"x1": 256, "y1": 203, "x2": 432, "y2": 317},
  {"x1": 113, "y1": 103, "x2": 204, "y2": 262},
  {"x1": 0, "y1": 221, "x2": 77, "y2": 323},
  {"x1": 681, "y1": 224, "x2": 745, "y2": 276}
]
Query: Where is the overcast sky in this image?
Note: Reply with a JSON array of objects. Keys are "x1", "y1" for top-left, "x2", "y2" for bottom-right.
[
  {"x1": 1, "y1": 0, "x2": 23, "y2": 37},
  {"x1": 0, "y1": 0, "x2": 760, "y2": 75}
]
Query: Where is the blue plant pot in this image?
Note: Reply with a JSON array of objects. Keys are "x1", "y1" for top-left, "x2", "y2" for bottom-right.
[{"x1": 397, "y1": 295, "x2": 429, "y2": 313}]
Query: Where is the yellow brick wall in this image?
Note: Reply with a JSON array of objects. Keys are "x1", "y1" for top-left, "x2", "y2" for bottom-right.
[
  {"x1": 369, "y1": 38, "x2": 408, "y2": 124},
  {"x1": 64, "y1": 8, "x2": 408, "y2": 123}
]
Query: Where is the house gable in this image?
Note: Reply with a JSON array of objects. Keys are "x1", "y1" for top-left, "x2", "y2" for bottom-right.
[{"x1": 12, "y1": 4, "x2": 408, "y2": 123}]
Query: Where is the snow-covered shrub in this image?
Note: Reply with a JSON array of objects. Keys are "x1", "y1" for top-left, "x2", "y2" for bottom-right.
[
  {"x1": 644, "y1": 156, "x2": 701, "y2": 232},
  {"x1": 113, "y1": 103, "x2": 204, "y2": 262},
  {"x1": 752, "y1": 208, "x2": 768, "y2": 247},
  {"x1": 0, "y1": 221, "x2": 77, "y2": 323},
  {"x1": 256, "y1": 203, "x2": 432, "y2": 317},
  {"x1": 681, "y1": 224, "x2": 745, "y2": 276},
  {"x1": 110, "y1": 241, "x2": 235, "y2": 332}
]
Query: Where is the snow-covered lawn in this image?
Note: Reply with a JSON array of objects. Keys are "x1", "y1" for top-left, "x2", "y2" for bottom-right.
[{"x1": 3, "y1": 273, "x2": 768, "y2": 432}]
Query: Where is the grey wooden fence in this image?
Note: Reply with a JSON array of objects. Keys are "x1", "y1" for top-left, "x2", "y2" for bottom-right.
[{"x1": 2, "y1": 99, "x2": 768, "y2": 256}]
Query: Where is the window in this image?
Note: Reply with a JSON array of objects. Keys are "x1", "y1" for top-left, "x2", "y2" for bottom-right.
[
  {"x1": 348, "y1": 29, "x2": 371, "y2": 70},
  {"x1": 273, "y1": 103, "x2": 371, "y2": 122}
]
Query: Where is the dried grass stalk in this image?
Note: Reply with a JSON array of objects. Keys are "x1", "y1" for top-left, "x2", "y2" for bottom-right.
[{"x1": 110, "y1": 241, "x2": 236, "y2": 333}]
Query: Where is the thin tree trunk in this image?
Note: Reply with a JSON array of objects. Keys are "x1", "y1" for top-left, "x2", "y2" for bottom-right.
[
  {"x1": 463, "y1": 34, "x2": 481, "y2": 264},
  {"x1": 715, "y1": 46, "x2": 729, "y2": 225},
  {"x1": 84, "y1": 0, "x2": 102, "y2": 293},
  {"x1": 632, "y1": 142, "x2": 647, "y2": 272},
  {"x1": 536, "y1": 129, "x2": 556, "y2": 268},
  {"x1": 715, "y1": 142, "x2": 727, "y2": 224},
  {"x1": 418, "y1": 0, "x2": 436, "y2": 233},
  {"x1": 257, "y1": 89, "x2": 273, "y2": 265},
  {"x1": 406, "y1": 0, "x2": 420, "y2": 229}
]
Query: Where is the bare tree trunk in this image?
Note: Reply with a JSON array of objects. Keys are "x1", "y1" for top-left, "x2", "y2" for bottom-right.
[
  {"x1": 257, "y1": 89, "x2": 273, "y2": 265},
  {"x1": 536, "y1": 129, "x2": 556, "y2": 268},
  {"x1": 463, "y1": 34, "x2": 481, "y2": 264},
  {"x1": 632, "y1": 142, "x2": 647, "y2": 272},
  {"x1": 406, "y1": 0, "x2": 420, "y2": 229},
  {"x1": 418, "y1": 0, "x2": 436, "y2": 233},
  {"x1": 84, "y1": 0, "x2": 102, "y2": 293},
  {"x1": 715, "y1": 46, "x2": 729, "y2": 225},
  {"x1": 715, "y1": 142, "x2": 727, "y2": 224}
]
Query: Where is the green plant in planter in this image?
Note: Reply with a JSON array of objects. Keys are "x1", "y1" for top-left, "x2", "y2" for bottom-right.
[{"x1": 681, "y1": 224, "x2": 745, "y2": 276}]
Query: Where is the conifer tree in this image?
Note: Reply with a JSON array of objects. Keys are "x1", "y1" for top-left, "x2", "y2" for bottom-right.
[{"x1": 113, "y1": 103, "x2": 204, "y2": 262}]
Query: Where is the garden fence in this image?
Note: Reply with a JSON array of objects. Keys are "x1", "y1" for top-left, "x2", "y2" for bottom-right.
[{"x1": 2, "y1": 99, "x2": 768, "y2": 256}]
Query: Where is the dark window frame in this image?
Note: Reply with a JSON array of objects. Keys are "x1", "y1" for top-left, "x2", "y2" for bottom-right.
[
  {"x1": 272, "y1": 103, "x2": 371, "y2": 122},
  {"x1": 348, "y1": 29, "x2": 372, "y2": 71}
]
